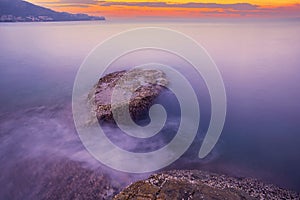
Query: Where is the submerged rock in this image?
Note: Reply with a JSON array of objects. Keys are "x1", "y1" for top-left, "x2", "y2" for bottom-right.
[
  {"x1": 89, "y1": 69, "x2": 168, "y2": 123},
  {"x1": 1, "y1": 157, "x2": 121, "y2": 200},
  {"x1": 114, "y1": 170, "x2": 300, "y2": 200}
]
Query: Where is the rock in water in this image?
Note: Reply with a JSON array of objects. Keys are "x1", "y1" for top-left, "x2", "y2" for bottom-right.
[
  {"x1": 89, "y1": 69, "x2": 168, "y2": 122},
  {"x1": 114, "y1": 170, "x2": 300, "y2": 200}
]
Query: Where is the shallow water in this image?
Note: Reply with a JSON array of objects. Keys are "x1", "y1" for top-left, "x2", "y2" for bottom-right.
[{"x1": 0, "y1": 21, "x2": 300, "y2": 198}]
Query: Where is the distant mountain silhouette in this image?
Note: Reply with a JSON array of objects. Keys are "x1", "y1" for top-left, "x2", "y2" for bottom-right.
[{"x1": 0, "y1": 0, "x2": 105, "y2": 22}]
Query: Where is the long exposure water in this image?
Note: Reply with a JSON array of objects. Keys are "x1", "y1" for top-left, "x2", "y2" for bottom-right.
[{"x1": 0, "y1": 20, "x2": 300, "y2": 199}]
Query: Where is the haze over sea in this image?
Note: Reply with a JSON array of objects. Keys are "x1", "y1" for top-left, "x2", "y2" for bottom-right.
[{"x1": 0, "y1": 20, "x2": 300, "y2": 198}]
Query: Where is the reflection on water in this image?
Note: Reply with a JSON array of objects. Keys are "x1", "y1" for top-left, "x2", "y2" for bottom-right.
[{"x1": 0, "y1": 21, "x2": 300, "y2": 199}]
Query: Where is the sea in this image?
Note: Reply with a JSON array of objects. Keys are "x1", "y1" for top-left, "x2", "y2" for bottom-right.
[{"x1": 0, "y1": 20, "x2": 300, "y2": 198}]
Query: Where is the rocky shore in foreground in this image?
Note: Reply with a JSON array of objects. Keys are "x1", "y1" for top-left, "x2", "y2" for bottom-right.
[{"x1": 114, "y1": 170, "x2": 300, "y2": 200}]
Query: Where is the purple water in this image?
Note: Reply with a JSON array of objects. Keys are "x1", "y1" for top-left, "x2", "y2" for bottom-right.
[{"x1": 0, "y1": 21, "x2": 300, "y2": 199}]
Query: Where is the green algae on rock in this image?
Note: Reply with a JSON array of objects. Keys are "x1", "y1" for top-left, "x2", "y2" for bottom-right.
[{"x1": 114, "y1": 170, "x2": 300, "y2": 200}]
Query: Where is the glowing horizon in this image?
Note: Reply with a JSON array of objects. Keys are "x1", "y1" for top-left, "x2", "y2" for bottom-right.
[{"x1": 28, "y1": 0, "x2": 300, "y2": 18}]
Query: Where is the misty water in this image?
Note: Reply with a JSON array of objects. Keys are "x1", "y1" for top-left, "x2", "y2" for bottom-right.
[{"x1": 0, "y1": 21, "x2": 300, "y2": 198}]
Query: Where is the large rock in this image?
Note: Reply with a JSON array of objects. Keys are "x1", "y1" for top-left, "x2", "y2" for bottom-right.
[
  {"x1": 114, "y1": 170, "x2": 300, "y2": 200},
  {"x1": 89, "y1": 69, "x2": 168, "y2": 122}
]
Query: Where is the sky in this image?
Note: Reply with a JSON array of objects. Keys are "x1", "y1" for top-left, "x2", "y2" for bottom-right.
[{"x1": 28, "y1": 0, "x2": 300, "y2": 18}]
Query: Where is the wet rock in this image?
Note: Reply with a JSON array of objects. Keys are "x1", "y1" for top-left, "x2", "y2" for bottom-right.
[
  {"x1": 1, "y1": 157, "x2": 121, "y2": 200},
  {"x1": 36, "y1": 159, "x2": 120, "y2": 200},
  {"x1": 114, "y1": 170, "x2": 300, "y2": 200},
  {"x1": 88, "y1": 69, "x2": 168, "y2": 123}
]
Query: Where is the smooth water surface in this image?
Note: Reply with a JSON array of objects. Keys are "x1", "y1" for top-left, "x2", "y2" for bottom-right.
[{"x1": 0, "y1": 21, "x2": 300, "y2": 198}]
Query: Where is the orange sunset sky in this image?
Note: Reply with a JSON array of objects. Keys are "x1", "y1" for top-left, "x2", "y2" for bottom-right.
[{"x1": 28, "y1": 0, "x2": 300, "y2": 18}]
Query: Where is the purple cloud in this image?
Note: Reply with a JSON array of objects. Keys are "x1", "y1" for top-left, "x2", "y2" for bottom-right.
[{"x1": 97, "y1": 1, "x2": 258, "y2": 11}]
